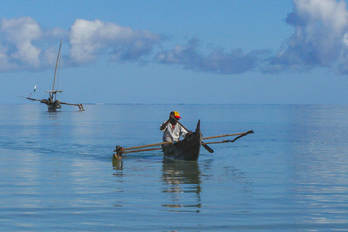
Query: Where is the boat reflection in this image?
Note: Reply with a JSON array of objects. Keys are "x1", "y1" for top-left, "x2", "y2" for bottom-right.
[
  {"x1": 112, "y1": 157, "x2": 123, "y2": 177},
  {"x1": 161, "y1": 159, "x2": 202, "y2": 212}
]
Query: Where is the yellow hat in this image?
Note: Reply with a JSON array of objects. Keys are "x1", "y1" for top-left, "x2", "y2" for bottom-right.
[{"x1": 173, "y1": 111, "x2": 181, "y2": 119}]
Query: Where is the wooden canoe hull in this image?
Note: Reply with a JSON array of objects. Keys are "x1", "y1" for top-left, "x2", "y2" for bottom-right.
[
  {"x1": 47, "y1": 101, "x2": 61, "y2": 112},
  {"x1": 40, "y1": 99, "x2": 61, "y2": 112},
  {"x1": 162, "y1": 120, "x2": 202, "y2": 161}
]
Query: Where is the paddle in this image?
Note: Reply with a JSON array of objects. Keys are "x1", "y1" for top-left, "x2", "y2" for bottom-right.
[
  {"x1": 201, "y1": 143, "x2": 214, "y2": 153},
  {"x1": 175, "y1": 119, "x2": 214, "y2": 153}
]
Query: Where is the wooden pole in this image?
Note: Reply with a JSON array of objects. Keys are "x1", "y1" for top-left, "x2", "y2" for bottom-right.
[
  {"x1": 203, "y1": 140, "x2": 233, "y2": 145},
  {"x1": 113, "y1": 144, "x2": 165, "y2": 159},
  {"x1": 202, "y1": 130, "x2": 254, "y2": 140},
  {"x1": 176, "y1": 120, "x2": 190, "y2": 133},
  {"x1": 114, "y1": 141, "x2": 173, "y2": 152},
  {"x1": 123, "y1": 147, "x2": 163, "y2": 154},
  {"x1": 52, "y1": 39, "x2": 62, "y2": 99}
]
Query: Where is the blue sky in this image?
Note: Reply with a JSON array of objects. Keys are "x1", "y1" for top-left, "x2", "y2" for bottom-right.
[{"x1": 1, "y1": 0, "x2": 348, "y2": 104}]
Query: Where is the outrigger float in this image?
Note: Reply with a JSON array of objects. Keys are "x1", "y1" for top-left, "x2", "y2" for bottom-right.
[
  {"x1": 25, "y1": 39, "x2": 84, "y2": 112},
  {"x1": 113, "y1": 120, "x2": 254, "y2": 161}
]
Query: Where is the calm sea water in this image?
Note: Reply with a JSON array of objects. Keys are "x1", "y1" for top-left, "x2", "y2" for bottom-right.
[{"x1": 1, "y1": 104, "x2": 348, "y2": 231}]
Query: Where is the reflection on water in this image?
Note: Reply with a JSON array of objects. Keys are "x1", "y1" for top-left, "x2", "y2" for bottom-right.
[
  {"x1": 3, "y1": 104, "x2": 348, "y2": 231},
  {"x1": 111, "y1": 157, "x2": 124, "y2": 178},
  {"x1": 46, "y1": 111, "x2": 61, "y2": 119},
  {"x1": 112, "y1": 157, "x2": 123, "y2": 173},
  {"x1": 111, "y1": 158, "x2": 124, "y2": 208},
  {"x1": 161, "y1": 160, "x2": 202, "y2": 212}
]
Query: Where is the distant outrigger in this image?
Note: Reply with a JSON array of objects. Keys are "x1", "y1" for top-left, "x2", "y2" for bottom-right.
[{"x1": 26, "y1": 39, "x2": 84, "y2": 112}]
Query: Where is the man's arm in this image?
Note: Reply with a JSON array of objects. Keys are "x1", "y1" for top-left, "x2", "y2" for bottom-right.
[
  {"x1": 160, "y1": 119, "x2": 170, "y2": 131},
  {"x1": 160, "y1": 114, "x2": 177, "y2": 131}
]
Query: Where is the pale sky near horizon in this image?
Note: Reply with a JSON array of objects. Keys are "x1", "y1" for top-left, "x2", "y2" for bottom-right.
[{"x1": 1, "y1": 0, "x2": 348, "y2": 105}]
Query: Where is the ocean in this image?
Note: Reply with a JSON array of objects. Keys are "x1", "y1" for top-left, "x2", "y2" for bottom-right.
[{"x1": 1, "y1": 104, "x2": 348, "y2": 231}]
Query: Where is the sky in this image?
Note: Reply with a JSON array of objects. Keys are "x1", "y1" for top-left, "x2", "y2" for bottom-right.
[{"x1": 1, "y1": 0, "x2": 348, "y2": 105}]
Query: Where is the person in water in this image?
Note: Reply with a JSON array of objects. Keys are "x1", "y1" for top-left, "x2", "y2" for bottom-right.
[{"x1": 160, "y1": 111, "x2": 191, "y2": 143}]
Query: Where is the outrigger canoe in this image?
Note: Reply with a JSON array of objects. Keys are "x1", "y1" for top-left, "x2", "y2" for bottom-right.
[
  {"x1": 25, "y1": 39, "x2": 84, "y2": 112},
  {"x1": 162, "y1": 120, "x2": 202, "y2": 161},
  {"x1": 113, "y1": 121, "x2": 254, "y2": 161}
]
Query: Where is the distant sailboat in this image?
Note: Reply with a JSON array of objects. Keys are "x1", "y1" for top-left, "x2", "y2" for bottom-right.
[{"x1": 26, "y1": 39, "x2": 84, "y2": 112}]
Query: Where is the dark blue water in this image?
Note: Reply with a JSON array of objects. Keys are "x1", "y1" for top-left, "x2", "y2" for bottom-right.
[{"x1": 1, "y1": 104, "x2": 348, "y2": 231}]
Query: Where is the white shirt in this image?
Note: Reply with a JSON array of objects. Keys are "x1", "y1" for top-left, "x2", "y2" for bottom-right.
[{"x1": 160, "y1": 122, "x2": 188, "y2": 142}]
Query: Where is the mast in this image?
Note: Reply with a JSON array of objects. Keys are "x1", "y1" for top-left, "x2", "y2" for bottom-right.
[{"x1": 51, "y1": 39, "x2": 62, "y2": 100}]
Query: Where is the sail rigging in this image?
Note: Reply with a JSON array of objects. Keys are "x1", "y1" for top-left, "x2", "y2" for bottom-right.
[{"x1": 25, "y1": 39, "x2": 84, "y2": 112}]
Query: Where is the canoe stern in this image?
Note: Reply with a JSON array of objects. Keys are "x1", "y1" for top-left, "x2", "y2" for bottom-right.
[{"x1": 163, "y1": 120, "x2": 202, "y2": 161}]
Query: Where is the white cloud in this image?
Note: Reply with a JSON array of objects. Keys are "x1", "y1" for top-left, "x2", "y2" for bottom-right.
[
  {"x1": 4, "y1": 2, "x2": 348, "y2": 77},
  {"x1": 156, "y1": 0, "x2": 348, "y2": 75},
  {"x1": 343, "y1": 33, "x2": 348, "y2": 45},
  {"x1": 0, "y1": 17, "x2": 162, "y2": 72},
  {"x1": 1, "y1": 17, "x2": 42, "y2": 42},
  {"x1": 265, "y1": 0, "x2": 348, "y2": 74},
  {"x1": 0, "y1": 17, "x2": 43, "y2": 70},
  {"x1": 157, "y1": 37, "x2": 269, "y2": 74},
  {"x1": 69, "y1": 19, "x2": 162, "y2": 64}
]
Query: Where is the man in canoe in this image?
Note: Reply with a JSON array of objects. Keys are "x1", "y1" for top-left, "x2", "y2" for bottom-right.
[{"x1": 160, "y1": 111, "x2": 191, "y2": 144}]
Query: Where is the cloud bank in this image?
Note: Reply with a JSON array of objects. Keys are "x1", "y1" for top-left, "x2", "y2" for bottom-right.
[
  {"x1": 0, "y1": 18, "x2": 162, "y2": 71},
  {"x1": 0, "y1": 17, "x2": 43, "y2": 71},
  {"x1": 2, "y1": 0, "x2": 348, "y2": 75},
  {"x1": 265, "y1": 0, "x2": 348, "y2": 74},
  {"x1": 69, "y1": 19, "x2": 162, "y2": 64},
  {"x1": 156, "y1": 37, "x2": 269, "y2": 74}
]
